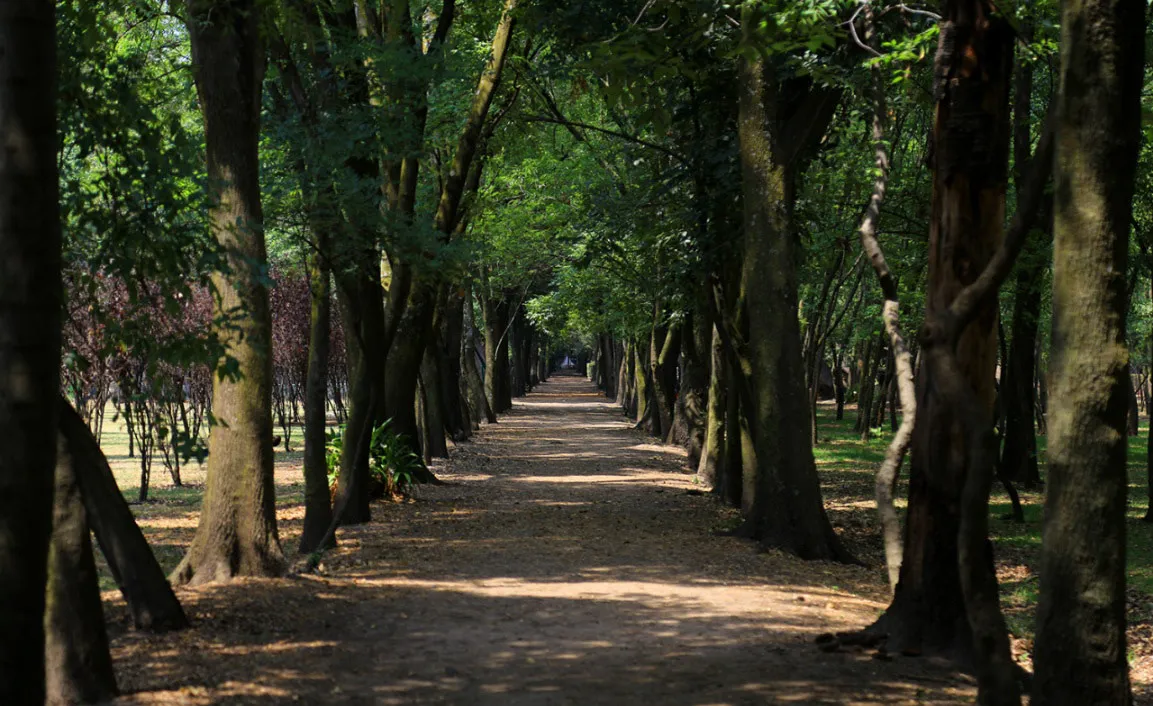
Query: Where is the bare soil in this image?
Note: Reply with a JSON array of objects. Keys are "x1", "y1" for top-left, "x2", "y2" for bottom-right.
[{"x1": 107, "y1": 374, "x2": 978, "y2": 705}]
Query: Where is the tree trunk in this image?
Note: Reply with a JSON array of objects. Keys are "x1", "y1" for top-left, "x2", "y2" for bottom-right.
[
  {"x1": 874, "y1": 0, "x2": 1012, "y2": 659},
  {"x1": 332, "y1": 274, "x2": 387, "y2": 525},
  {"x1": 45, "y1": 433, "x2": 117, "y2": 705},
  {"x1": 0, "y1": 2, "x2": 61, "y2": 701},
  {"x1": 649, "y1": 319, "x2": 681, "y2": 440},
  {"x1": 1128, "y1": 374, "x2": 1140, "y2": 436},
  {"x1": 462, "y1": 291, "x2": 495, "y2": 425},
  {"x1": 833, "y1": 346, "x2": 847, "y2": 421},
  {"x1": 383, "y1": 281, "x2": 438, "y2": 453},
  {"x1": 440, "y1": 288, "x2": 470, "y2": 440},
  {"x1": 697, "y1": 324, "x2": 726, "y2": 487},
  {"x1": 735, "y1": 19, "x2": 852, "y2": 562},
  {"x1": 1033, "y1": 0, "x2": 1143, "y2": 701},
  {"x1": 484, "y1": 295, "x2": 512, "y2": 413},
  {"x1": 174, "y1": 0, "x2": 285, "y2": 584},
  {"x1": 299, "y1": 245, "x2": 334, "y2": 554},
  {"x1": 511, "y1": 315, "x2": 528, "y2": 398},
  {"x1": 999, "y1": 23, "x2": 1046, "y2": 492},
  {"x1": 62, "y1": 403, "x2": 188, "y2": 632},
  {"x1": 633, "y1": 339, "x2": 651, "y2": 427},
  {"x1": 419, "y1": 346, "x2": 450, "y2": 459},
  {"x1": 856, "y1": 332, "x2": 880, "y2": 439},
  {"x1": 719, "y1": 366, "x2": 744, "y2": 508},
  {"x1": 669, "y1": 313, "x2": 709, "y2": 469}
]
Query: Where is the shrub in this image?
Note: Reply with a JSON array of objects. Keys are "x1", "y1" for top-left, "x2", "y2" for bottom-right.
[{"x1": 325, "y1": 419, "x2": 427, "y2": 500}]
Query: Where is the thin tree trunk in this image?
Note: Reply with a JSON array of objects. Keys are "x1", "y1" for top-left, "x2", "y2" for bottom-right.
[{"x1": 299, "y1": 247, "x2": 334, "y2": 554}]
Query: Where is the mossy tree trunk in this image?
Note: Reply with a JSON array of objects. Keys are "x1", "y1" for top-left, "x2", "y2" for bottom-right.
[
  {"x1": 174, "y1": 0, "x2": 285, "y2": 585},
  {"x1": 1033, "y1": 0, "x2": 1144, "y2": 701},
  {"x1": 697, "y1": 324, "x2": 726, "y2": 489},
  {"x1": 0, "y1": 3, "x2": 61, "y2": 701},
  {"x1": 734, "y1": 9, "x2": 852, "y2": 561}
]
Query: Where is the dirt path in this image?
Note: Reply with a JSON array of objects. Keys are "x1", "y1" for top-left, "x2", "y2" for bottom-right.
[{"x1": 111, "y1": 374, "x2": 974, "y2": 705}]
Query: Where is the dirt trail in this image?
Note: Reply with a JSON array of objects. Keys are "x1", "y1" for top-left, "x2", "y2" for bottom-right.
[{"x1": 111, "y1": 374, "x2": 974, "y2": 705}]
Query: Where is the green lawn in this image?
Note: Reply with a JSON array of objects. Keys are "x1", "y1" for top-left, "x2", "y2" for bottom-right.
[
  {"x1": 812, "y1": 403, "x2": 1153, "y2": 640},
  {"x1": 91, "y1": 409, "x2": 310, "y2": 592}
]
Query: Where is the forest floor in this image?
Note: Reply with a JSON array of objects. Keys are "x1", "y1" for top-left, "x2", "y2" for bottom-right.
[
  {"x1": 103, "y1": 374, "x2": 982, "y2": 705},
  {"x1": 97, "y1": 374, "x2": 1153, "y2": 704}
]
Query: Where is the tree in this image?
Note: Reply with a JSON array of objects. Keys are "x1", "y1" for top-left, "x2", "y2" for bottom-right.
[
  {"x1": 172, "y1": 0, "x2": 285, "y2": 585},
  {"x1": 1032, "y1": 0, "x2": 1145, "y2": 701},
  {"x1": 873, "y1": 0, "x2": 1014, "y2": 657},
  {"x1": 0, "y1": 2, "x2": 62, "y2": 703},
  {"x1": 998, "y1": 13, "x2": 1047, "y2": 490},
  {"x1": 45, "y1": 427, "x2": 118, "y2": 704},
  {"x1": 733, "y1": 3, "x2": 853, "y2": 561}
]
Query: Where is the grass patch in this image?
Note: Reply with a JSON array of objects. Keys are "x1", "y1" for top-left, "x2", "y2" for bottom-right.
[{"x1": 812, "y1": 403, "x2": 1153, "y2": 639}]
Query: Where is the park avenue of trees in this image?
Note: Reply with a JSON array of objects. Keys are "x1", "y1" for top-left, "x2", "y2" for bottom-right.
[{"x1": 0, "y1": 0, "x2": 1150, "y2": 704}]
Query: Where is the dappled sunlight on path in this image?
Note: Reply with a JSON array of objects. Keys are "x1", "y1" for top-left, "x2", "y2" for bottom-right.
[{"x1": 109, "y1": 374, "x2": 975, "y2": 705}]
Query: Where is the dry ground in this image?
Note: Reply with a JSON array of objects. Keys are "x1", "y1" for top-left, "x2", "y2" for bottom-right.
[{"x1": 104, "y1": 374, "x2": 987, "y2": 704}]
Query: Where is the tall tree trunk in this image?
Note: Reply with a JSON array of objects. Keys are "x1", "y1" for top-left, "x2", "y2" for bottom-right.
[
  {"x1": 45, "y1": 433, "x2": 117, "y2": 705},
  {"x1": 0, "y1": 3, "x2": 61, "y2": 701},
  {"x1": 874, "y1": 0, "x2": 1012, "y2": 658},
  {"x1": 1033, "y1": 0, "x2": 1144, "y2": 701},
  {"x1": 174, "y1": 0, "x2": 285, "y2": 584},
  {"x1": 300, "y1": 250, "x2": 334, "y2": 554},
  {"x1": 735, "y1": 14, "x2": 852, "y2": 562}
]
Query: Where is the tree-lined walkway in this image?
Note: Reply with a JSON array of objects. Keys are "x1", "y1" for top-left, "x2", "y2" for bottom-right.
[{"x1": 110, "y1": 375, "x2": 972, "y2": 704}]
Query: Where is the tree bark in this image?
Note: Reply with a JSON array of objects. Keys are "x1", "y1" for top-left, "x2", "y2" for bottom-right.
[
  {"x1": 439, "y1": 288, "x2": 470, "y2": 440},
  {"x1": 735, "y1": 15, "x2": 852, "y2": 562},
  {"x1": 419, "y1": 346, "x2": 450, "y2": 459},
  {"x1": 61, "y1": 403, "x2": 188, "y2": 632},
  {"x1": 484, "y1": 294, "x2": 512, "y2": 413},
  {"x1": 874, "y1": 0, "x2": 1013, "y2": 660},
  {"x1": 0, "y1": 2, "x2": 61, "y2": 701},
  {"x1": 174, "y1": 0, "x2": 285, "y2": 585},
  {"x1": 45, "y1": 433, "x2": 117, "y2": 705},
  {"x1": 462, "y1": 288, "x2": 495, "y2": 424},
  {"x1": 299, "y1": 244, "x2": 334, "y2": 554},
  {"x1": 1033, "y1": 0, "x2": 1144, "y2": 701},
  {"x1": 697, "y1": 324, "x2": 726, "y2": 487}
]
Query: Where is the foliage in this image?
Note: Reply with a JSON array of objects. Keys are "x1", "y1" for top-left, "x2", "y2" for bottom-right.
[{"x1": 325, "y1": 419, "x2": 429, "y2": 500}]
